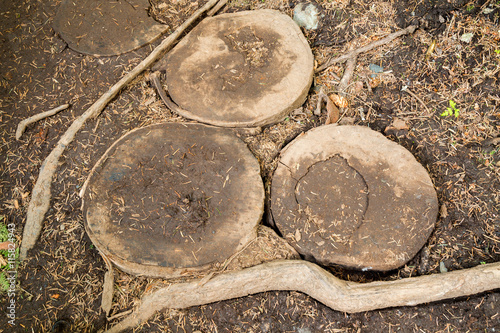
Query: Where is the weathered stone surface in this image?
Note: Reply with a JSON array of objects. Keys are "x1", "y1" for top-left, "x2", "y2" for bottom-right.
[
  {"x1": 154, "y1": 10, "x2": 314, "y2": 127},
  {"x1": 53, "y1": 0, "x2": 166, "y2": 56},
  {"x1": 82, "y1": 123, "x2": 264, "y2": 278},
  {"x1": 271, "y1": 125, "x2": 438, "y2": 271}
]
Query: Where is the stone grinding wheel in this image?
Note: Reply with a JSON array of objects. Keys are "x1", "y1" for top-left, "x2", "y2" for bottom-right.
[
  {"x1": 52, "y1": 0, "x2": 166, "y2": 56},
  {"x1": 81, "y1": 123, "x2": 264, "y2": 278},
  {"x1": 271, "y1": 125, "x2": 439, "y2": 271},
  {"x1": 153, "y1": 9, "x2": 314, "y2": 127}
]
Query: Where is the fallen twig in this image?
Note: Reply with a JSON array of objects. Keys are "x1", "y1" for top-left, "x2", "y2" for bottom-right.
[
  {"x1": 19, "y1": 0, "x2": 222, "y2": 261},
  {"x1": 329, "y1": 56, "x2": 356, "y2": 124},
  {"x1": 107, "y1": 310, "x2": 133, "y2": 322},
  {"x1": 314, "y1": 87, "x2": 339, "y2": 125},
  {"x1": 207, "y1": 0, "x2": 227, "y2": 16},
  {"x1": 314, "y1": 86, "x2": 328, "y2": 116},
  {"x1": 338, "y1": 56, "x2": 357, "y2": 97},
  {"x1": 316, "y1": 25, "x2": 418, "y2": 73},
  {"x1": 101, "y1": 254, "x2": 114, "y2": 317},
  {"x1": 16, "y1": 104, "x2": 70, "y2": 140},
  {"x1": 403, "y1": 87, "x2": 432, "y2": 115},
  {"x1": 105, "y1": 260, "x2": 500, "y2": 333}
]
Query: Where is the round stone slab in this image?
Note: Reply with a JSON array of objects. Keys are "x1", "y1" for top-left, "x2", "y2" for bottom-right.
[
  {"x1": 153, "y1": 9, "x2": 314, "y2": 127},
  {"x1": 271, "y1": 125, "x2": 438, "y2": 271},
  {"x1": 52, "y1": 0, "x2": 166, "y2": 56},
  {"x1": 82, "y1": 123, "x2": 264, "y2": 277}
]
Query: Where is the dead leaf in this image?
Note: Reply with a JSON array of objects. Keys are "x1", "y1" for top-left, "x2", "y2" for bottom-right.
[
  {"x1": 0, "y1": 241, "x2": 12, "y2": 250},
  {"x1": 325, "y1": 95, "x2": 340, "y2": 125},
  {"x1": 329, "y1": 93, "x2": 349, "y2": 108},
  {"x1": 391, "y1": 118, "x2": 408, "y2": 130},
  {"x1": 385, "y1": 118, "x2": 409, "y2": 135},
  {"x1": 368, "y1": 77, "x2": 382, "y2": 89}
]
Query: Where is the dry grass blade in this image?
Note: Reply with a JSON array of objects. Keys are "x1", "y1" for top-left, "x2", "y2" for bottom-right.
[{"x1": 19, "y1": 0, "x2": 221, "y2": 261}]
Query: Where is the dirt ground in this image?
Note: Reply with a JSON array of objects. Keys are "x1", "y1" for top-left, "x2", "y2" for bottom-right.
[{"x1": 0, "y1": 0, "x2": 499, "y2": 332}]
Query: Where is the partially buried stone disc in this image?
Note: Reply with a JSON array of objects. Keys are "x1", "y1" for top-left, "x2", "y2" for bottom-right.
[
  {"x1": 52, "y1": 0, "x2": 166, "y2": 56},
  {"x1": 82, "y1": 123, "x2": 264, "y2": 277},
  {"x1": 153, "y1": 9, "x2": 314, "y2": 127},
  {"x1": 271, "y1": 125, "x2": 438, "y2": 271}
]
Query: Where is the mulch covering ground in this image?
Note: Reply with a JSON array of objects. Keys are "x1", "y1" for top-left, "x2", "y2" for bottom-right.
[{"x1": 0, "y1": 0, "x2": 499, "y2": 331}]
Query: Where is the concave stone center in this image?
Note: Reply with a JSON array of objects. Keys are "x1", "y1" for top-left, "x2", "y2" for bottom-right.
[{"x1": 294, "y1": 155, "x2": 368, "y2": 244}]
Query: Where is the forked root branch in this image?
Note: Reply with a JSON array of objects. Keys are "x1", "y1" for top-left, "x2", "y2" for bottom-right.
[{"x1": 105, "y1": 260, "x2": 500, "y2": 332}]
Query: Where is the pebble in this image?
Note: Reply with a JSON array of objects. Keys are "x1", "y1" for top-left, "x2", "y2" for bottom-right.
[
  {"x1": 293, "y1": 3, "x2": 321, "y2": 30},
  {"x1": 439, "y1": 261, "x2": 448, "y2": 273}
]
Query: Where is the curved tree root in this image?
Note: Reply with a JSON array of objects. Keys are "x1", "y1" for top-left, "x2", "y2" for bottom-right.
[
  {"x1": 16, "y1": 104, "x2": 70, "y2": 140},
  {"x1": 106, "y1": 259, "x2": 500, "y2": 332},
  {"x1": 19, "y1": 0, "x2": 222, "y2": 260}
]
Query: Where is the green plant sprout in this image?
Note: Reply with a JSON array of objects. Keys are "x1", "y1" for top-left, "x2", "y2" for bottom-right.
[
  {"x1": 0, "y1": 221, "x2": 10, "y2": 294},
  {"x1": 441, "y1": 100, "x2": 460, "y2": 118}
]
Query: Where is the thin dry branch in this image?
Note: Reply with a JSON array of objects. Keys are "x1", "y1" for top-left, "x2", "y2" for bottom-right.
[
  {"x1": 316, "y1": 25, "x2": 418, "y2": 73},
  {"x1": 19, "y1": 0, "x2": 222, "y2": 260},
  {"x1": 207, "y1": 0, "x2": 227, "y2": 16},
  {"x1": 403, "y1": 87, "x2": 432, "y2": 114},
  {"x1": 105, "y1": 260, "x2": 500, "y2": 333},
  {"x1": 338, "y1": 56, "x2": 357, "y2": 97},
  {"x1": 101, "y1": 254, "x2": 115, "y2": 317},
  {"x1": 16, "y1": 104, "x2": 70, "y2": 140}
]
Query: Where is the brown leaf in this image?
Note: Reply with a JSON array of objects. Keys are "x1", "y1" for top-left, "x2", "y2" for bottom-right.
[
  {"x1": 391, "y1": 118, "x2": 408, "y2": 130},
  {"x1": 0, "y1": 241, "x2": 12, "y2": 250},
  {"x1": 329, "y1": 93, "x2": 349, "y2": 108},
  {"x1": 385, "y1": 118, "x2": 409, "y2": 135},
  {"x1": 325, "y1": 96, "x2": 340, "y2": 125},
  {"x1": 369, "y1": 77, "x2": 382, "y2": 89}
]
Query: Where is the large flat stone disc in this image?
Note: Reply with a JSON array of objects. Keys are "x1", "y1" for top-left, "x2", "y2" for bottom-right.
[
  {"x1": 153, "y1": 9, "x2": 314, "y2": 127},
  {"x1": 52, "y1": 0, "x2": 166, "y2": 56},
  {"x1": 271, "y1": 125, "x2": 439, "y2": 271},
  {"x1": 82, "y1": 123, "x2": 264, "y2": 277}
]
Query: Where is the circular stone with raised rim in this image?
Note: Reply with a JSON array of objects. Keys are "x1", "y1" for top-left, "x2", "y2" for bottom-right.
[
  {"x1": 53, "y1": 0, "x2": 166, "y2": 56},
  {"x1": 271, "y1": 125, "x2": 439, "y2": 271},
  {"x1": 153, "y1": 9, "x2": 314, "y2": 127},
  {"x1": 82, "y1": 123, "x2": 264, "y2": 278}
]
